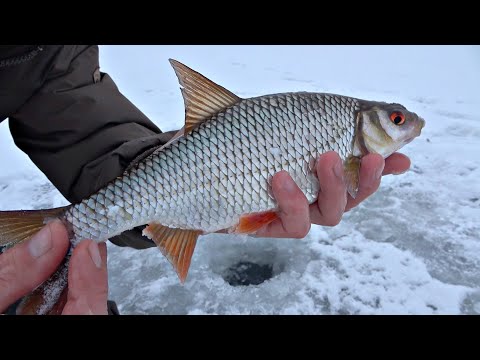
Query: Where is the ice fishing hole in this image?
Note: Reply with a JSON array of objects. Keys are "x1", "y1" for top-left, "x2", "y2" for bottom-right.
[{"x1": 223, "y1": 261, "x2": 274, "y2": 286}]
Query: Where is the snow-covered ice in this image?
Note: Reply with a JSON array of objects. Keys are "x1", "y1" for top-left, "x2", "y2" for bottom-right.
[{"x1": 1, "y1": 45, "x2": 479, "y2": 314}]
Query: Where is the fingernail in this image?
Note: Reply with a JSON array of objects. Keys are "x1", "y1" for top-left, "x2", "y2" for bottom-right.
[
  {"x1": 333, "y1": 160, "x2": 344, "y2": 182},
  {"x1": 392, "y1": 169, "x2": 408, "y2": 175},
  {"x1": 88, "y1": 241, "x2": 102, "y2": 269},
  {"x1": 28, "y1": 224, "x2": 53, "y2": 258},
  {"x1": 281, "y1": 174, "x2": 297, "y2": 193}
]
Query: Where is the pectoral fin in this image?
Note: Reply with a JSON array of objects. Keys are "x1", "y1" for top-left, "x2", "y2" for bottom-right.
[{"x1": 344, "y1": 156, "x2": 361, "y2": 199}]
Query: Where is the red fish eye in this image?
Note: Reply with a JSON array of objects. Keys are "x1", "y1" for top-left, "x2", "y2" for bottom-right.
[{"x1": 390, "y1": 112, "x2": 405, "y2": 125}]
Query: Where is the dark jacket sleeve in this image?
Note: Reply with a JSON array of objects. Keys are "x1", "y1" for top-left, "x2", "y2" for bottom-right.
[{"x1": 7, "y1": 45, "x2": 177, "y2": 249}]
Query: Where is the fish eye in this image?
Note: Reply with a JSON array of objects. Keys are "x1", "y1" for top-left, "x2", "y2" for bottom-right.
[{"x1": 390, "y1": 111, "x2": 406, "y2": 125}]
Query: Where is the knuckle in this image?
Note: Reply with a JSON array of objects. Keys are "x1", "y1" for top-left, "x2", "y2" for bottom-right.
[
  {"x1": 280, "y1": 196, "x2": 308, "y2": 216},
  {"x1": 362, "y1": 180, "x2": 381, "y2": 195},
  {"x1": 290, "y1": 223, "x2": 311, "y2": 239},
  {"x1": 323, "y1": 216, "x2": 342, "y2": 227},
  {"x1": 290, "y1": 201, "x2": 307, "y2": 214}
]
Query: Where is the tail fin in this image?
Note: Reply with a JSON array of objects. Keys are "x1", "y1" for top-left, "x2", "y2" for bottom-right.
[
  {"x1": 0, "y1": 206, "x2": 71, "y2": 315},
  {"x1": 16, "y1": 254, "x2": 70, "y2": 315},
  {"x1": 0, "y1": 207, "x2": 69, "y2": 248}
]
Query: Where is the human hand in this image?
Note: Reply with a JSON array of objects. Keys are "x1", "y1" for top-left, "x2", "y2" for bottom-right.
[
  {"x1": 0, "y1": 220, "x2": 108, "y2": 315},
  {"x1": 255, "y1": 151, "x2": 411, "y2": 238}
]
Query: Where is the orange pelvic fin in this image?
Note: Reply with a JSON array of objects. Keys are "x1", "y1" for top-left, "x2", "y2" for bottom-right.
[{"x1": 235, "y1": 211, "x2": 279, "y2": 234}]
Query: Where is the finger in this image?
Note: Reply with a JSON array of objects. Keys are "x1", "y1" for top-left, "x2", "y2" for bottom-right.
[
  {"x1": 255, "y1": 171, "x2": 311, "y2": 238},
  {"x1": 0, "y1": 220, "x2": 69, "y2": 313},
  {"x1": 345, "y1": 153, "x2": 384, "y2": 212},
  {"x1": 383, "y1": 152, "x2": 411, "y2": 175},
  {"x1": 62, "y1": 240, "x2": 108, "y2": 315},
  {"x1": 310, "y1": 151, "x2": 347, "y2": 227}
]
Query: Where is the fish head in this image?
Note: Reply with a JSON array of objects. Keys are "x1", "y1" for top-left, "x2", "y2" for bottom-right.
[{"x1": 356, "y1": 100, "x2": 425, "y2": 158}]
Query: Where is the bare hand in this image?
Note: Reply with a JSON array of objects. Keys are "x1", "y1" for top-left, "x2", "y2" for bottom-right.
[
  {"x1": 256, "y1": 151, "x2": 411, "y2": 238},
  {"x1": 0, "y1": 220, "x2": 108, "y2": 315}
]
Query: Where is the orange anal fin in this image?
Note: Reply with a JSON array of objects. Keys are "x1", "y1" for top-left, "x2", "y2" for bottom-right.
[
  {"x1": 235, "y1": 211, "x2": 279, "y2": 234},
  {"x1": 143, "y1": 223, "x2": 201, "y2": 283}
]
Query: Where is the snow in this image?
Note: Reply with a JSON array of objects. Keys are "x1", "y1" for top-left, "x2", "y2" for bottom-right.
[{"x1": 1, "y1": 45, "x2": 479, "y2": 314}]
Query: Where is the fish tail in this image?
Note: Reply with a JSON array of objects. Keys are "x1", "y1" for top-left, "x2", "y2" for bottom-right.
[
  {"x1": 0, "y1": 206, "x2": 70, "y2": 248},
  {"x1": 0, "y1": 206, "x2": 72, "y2": 315},
  {"x1": 16, "y1": 254, "x2": 70, "y2": 315}
]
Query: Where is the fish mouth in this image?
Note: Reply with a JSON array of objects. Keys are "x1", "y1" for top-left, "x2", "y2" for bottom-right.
[
  {"x1": 404, "y1": 129, "x2": 422, "y2": 144},
  {"x1": 409, "y1": 117, "x2": 426, "y2": 142},
  {"x1": 404, "y1": 137, "x2": 415, "y2": 145},
  {"x1": 418, "y1": 117, "x2": 426, "y2": 130}
]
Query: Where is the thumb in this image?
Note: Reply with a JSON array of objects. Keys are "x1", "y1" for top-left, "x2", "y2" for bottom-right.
[{"x1": 0, "y1": 220, "x2": 69, "y2": 313}]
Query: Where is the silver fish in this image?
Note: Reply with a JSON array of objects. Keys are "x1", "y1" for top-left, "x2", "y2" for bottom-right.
[{"x1": 0, "y1": 59, "x2": 425, "y2": 314}]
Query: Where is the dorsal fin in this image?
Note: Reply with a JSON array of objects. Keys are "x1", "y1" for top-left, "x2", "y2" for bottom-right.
[{"x1": 169, "y1": 59, "x2": 242, "y2": 134}]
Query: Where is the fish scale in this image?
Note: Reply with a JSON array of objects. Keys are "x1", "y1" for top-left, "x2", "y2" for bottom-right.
[{"x1": 65, "y1": 92, "x2": 360, "y2": 240}]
